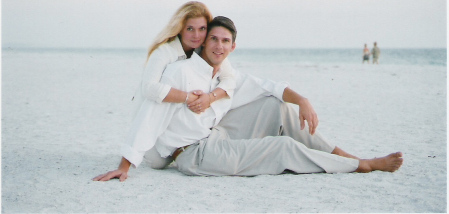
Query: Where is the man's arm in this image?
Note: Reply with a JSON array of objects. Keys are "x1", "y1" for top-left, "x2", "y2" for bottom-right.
[
  {"x1": 282, "y1": 87, "x2": 318, "y2": 135},
  {"x1": 231, "y1": 70, "x2": 318, "y2": 135}
]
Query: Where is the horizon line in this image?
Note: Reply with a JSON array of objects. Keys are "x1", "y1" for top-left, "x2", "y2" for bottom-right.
[{"x1": 2, "y1": 46, "x2": 447, "y2": 51}]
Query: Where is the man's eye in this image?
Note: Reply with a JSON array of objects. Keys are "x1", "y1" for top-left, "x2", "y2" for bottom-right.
[
  {"x1": 187, "y1": 27, "x2": 192, "y2": 31},
  {"x1": 200, "y1": 27, "x2": 206, "y2": 31}
]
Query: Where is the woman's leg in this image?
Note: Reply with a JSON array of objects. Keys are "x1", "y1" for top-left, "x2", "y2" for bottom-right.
[{"x1": 143, "y1": 147, "x2": 173, "y2": 169}]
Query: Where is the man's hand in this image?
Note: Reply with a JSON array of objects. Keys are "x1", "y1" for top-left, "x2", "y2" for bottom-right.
[
  {"x1": 188, "y1": 92, "x2": 211, "y2": 114},
  {"x1": 282, "y1": 87, "x2": 319, "y2": 135},
  {"x1": 298, "y1": 98, "x2": 319, "y2": 135}
]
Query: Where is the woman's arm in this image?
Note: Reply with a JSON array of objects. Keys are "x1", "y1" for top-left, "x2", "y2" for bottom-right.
[
  {"x1": 187, "y1": 88, "x2": 228, "y2": 113},
  {"x1": 215, "y1": 58, "x2": 236, "y2": 98},
  {"x1": 142, "y1": 46, "x2": 202, "y2": 104},
  {"x1": 187, "y1": 58, "x2": 236, "y2": 113},
  {"x1": 163, "y1": 88, "x2": 201, "y2": 103}
]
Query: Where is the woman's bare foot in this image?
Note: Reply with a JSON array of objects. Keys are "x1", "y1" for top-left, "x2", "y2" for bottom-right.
[{"x1": 356, "y1": 152, "x2": 403, "y2": 173}]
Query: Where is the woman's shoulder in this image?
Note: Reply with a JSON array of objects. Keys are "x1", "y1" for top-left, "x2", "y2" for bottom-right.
[
  {"x1": 152, "y1": 43, "x2": 176, "y2": 57},
  {"x1": 152, "y1": 38, "x2": 183, "y2": 60}
]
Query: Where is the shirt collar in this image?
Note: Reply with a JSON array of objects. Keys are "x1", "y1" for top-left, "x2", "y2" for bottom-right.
[
  {"x1": 190, "y1": 52, "x2": 214, "y2": 76},
  {"x1": 169, "y1": 36, "x2": 187, "y2": 61}
]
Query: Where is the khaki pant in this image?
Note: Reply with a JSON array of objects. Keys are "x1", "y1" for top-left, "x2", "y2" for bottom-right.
[
  {"x1": 176, "y1": 126, "x2": 359, "y2": 176},
  {"x1": 219, "y1": 97, "x2": 335, "y2": 152},
  {"x1": 146, "y1": 97, "x2": 357, "y2": 173}
]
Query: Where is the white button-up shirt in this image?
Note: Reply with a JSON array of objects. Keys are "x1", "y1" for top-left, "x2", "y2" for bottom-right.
[{"x1": 122, "y1": 52, "x2": 288, "y2": 167}]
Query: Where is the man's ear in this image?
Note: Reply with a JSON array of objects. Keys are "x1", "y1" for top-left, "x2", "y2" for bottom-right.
[{"x1": 231, "y1": 42, "x2": 236, "y2": 52}]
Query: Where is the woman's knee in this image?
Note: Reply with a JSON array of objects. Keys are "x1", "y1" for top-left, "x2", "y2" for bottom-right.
[
  {"x1": 146, "y1": 156, "x2": 173, "y2": 169},
  {"x1": 143, "y1": 148, "x2": 173, "y2": 169}
]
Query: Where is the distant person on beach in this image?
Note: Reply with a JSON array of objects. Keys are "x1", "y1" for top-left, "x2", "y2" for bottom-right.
[
  {"x1": 363, "y1": 44, "x2": 370, "y2": 64},
  {"x1": 371, "y1": 42, "x2": 381, "y2": 64},
  {"x1": 93, "y1": 16, "x2": 403, "y2": 181}
]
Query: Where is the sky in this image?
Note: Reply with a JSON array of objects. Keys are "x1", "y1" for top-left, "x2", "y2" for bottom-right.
[{"x1": 1, "y1": 0, "x2": 447, "y2": 49}]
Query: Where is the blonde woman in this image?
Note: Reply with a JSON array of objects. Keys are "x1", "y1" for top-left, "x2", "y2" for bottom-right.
[{"x1": 94, "y1": 2, "x2": 235, "y2": 181}]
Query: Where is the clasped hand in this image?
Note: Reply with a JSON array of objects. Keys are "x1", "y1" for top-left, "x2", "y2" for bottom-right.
[{"x1": 186, "y1": 90, "x2": 211, "y2": 114}]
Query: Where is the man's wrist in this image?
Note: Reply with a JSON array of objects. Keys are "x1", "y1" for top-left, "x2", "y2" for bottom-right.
[{"x1": 297, "y1": 96, "x2": 308, "y2": 106}]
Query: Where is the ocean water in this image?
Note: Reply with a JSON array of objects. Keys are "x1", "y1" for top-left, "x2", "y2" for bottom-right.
[
  {"x1": 228, "y1": 48, "x2": 447, "y2": 67},
  {"x1": 3, "y1": 48, "x2": 446, "y2": 68}
]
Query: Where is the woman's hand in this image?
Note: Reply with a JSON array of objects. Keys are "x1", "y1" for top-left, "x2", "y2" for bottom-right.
[
  {"x1": 92, "y1": 169, "x2": 128, "y2": 182},
  {"x1": 92, "y1": 157, "x2": 131, "y2": 182},
  {"x1": 187, "y1": 93, "x2": 211, "y2": 114},
  {"x1": 186, "y1": 90, "x2": 201, "y2": 104}
]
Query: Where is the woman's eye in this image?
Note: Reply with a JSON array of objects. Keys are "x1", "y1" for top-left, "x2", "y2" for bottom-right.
[
  {"x1": 200, "y1": 27, "x2": 206, "y2": 31},
  {"x1": 187, "y1": 27, "x2": 192, "y2": 31}
]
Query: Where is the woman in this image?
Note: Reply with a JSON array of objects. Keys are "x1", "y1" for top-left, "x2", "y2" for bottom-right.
[
  {"x1": 94, "y1": 1, "x2": 236, "y2": 181},
  {"x1": 133, "y1": 1, "x2": 235, "y2": 114}
]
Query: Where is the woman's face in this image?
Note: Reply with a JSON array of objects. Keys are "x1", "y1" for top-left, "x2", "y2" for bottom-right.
[{"x1": 180, "y1": 17, "x2": 208, "y2": 51}]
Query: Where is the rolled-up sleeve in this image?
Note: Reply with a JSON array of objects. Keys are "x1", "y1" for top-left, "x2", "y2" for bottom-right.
[
  {"x1": 231, "y1": 70, "x2": 289, "y2": 109},
  {"x1": 122, "y1": 65, "x2": 182, "y2": 168},
  {"x1": 141, "y1": 48, "x2": 173, "y2": 103},
  {"x1": 216, "y1": 58, "x2": 236, "y2": 98}
]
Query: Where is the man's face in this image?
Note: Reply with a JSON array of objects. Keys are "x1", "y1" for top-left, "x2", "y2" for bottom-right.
[{"x1": 201, "y1": 26, "x2": 236, "y2": 68}]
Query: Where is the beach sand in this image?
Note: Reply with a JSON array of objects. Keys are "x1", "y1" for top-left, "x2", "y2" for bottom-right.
[{"x1": 1, "y1": 49, "x2": 447, "y2": 212}]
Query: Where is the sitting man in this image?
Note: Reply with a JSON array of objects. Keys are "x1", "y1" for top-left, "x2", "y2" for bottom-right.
[{"x1": 93, "y1": 16, "x2": 402, "y2": 181}]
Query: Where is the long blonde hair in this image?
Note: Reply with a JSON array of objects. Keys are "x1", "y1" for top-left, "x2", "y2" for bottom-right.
[{"x1": 146, "y1": 1, "x2": 213, "y2": 61}]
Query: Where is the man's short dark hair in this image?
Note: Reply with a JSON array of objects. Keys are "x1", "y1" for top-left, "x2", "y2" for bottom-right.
[{"x1": 207, "y1": 16, "x2": 237, "y2": 43}]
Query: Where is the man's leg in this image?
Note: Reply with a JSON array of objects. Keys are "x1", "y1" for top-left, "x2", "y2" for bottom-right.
[
  {"x1": 175, "y1": 127, "x2": 402, "y2": 176},
  {"x1": 175, "y1": 127, "x2": 357, "y2": 176},
  {"x1": 219, "y1": 97, "x2": 356, "y2": 158},
  {"x1": 148, "y1": 97, "x2": 353, "y2": 170}
]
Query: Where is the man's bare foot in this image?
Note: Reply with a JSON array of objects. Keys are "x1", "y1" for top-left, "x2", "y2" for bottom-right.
[
  {"x1": 356, "y1": 152, "x2": 403, "y2": 173},
  {"x1": 332, "y1": 146, "x2": 360, "y2": 160}
]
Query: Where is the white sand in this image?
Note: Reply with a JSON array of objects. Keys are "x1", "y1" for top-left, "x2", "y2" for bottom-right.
[{"x1": 1, "y1": 49, "x2": 447, "y2": 212}]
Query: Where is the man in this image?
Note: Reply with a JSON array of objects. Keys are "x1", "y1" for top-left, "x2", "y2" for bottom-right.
[
  {"x1": 93, "y1": 16, "x2": 402, "y2": 181},
  {"x1": 372, "y1": 42, "x2": 381, "y2": 64}
]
